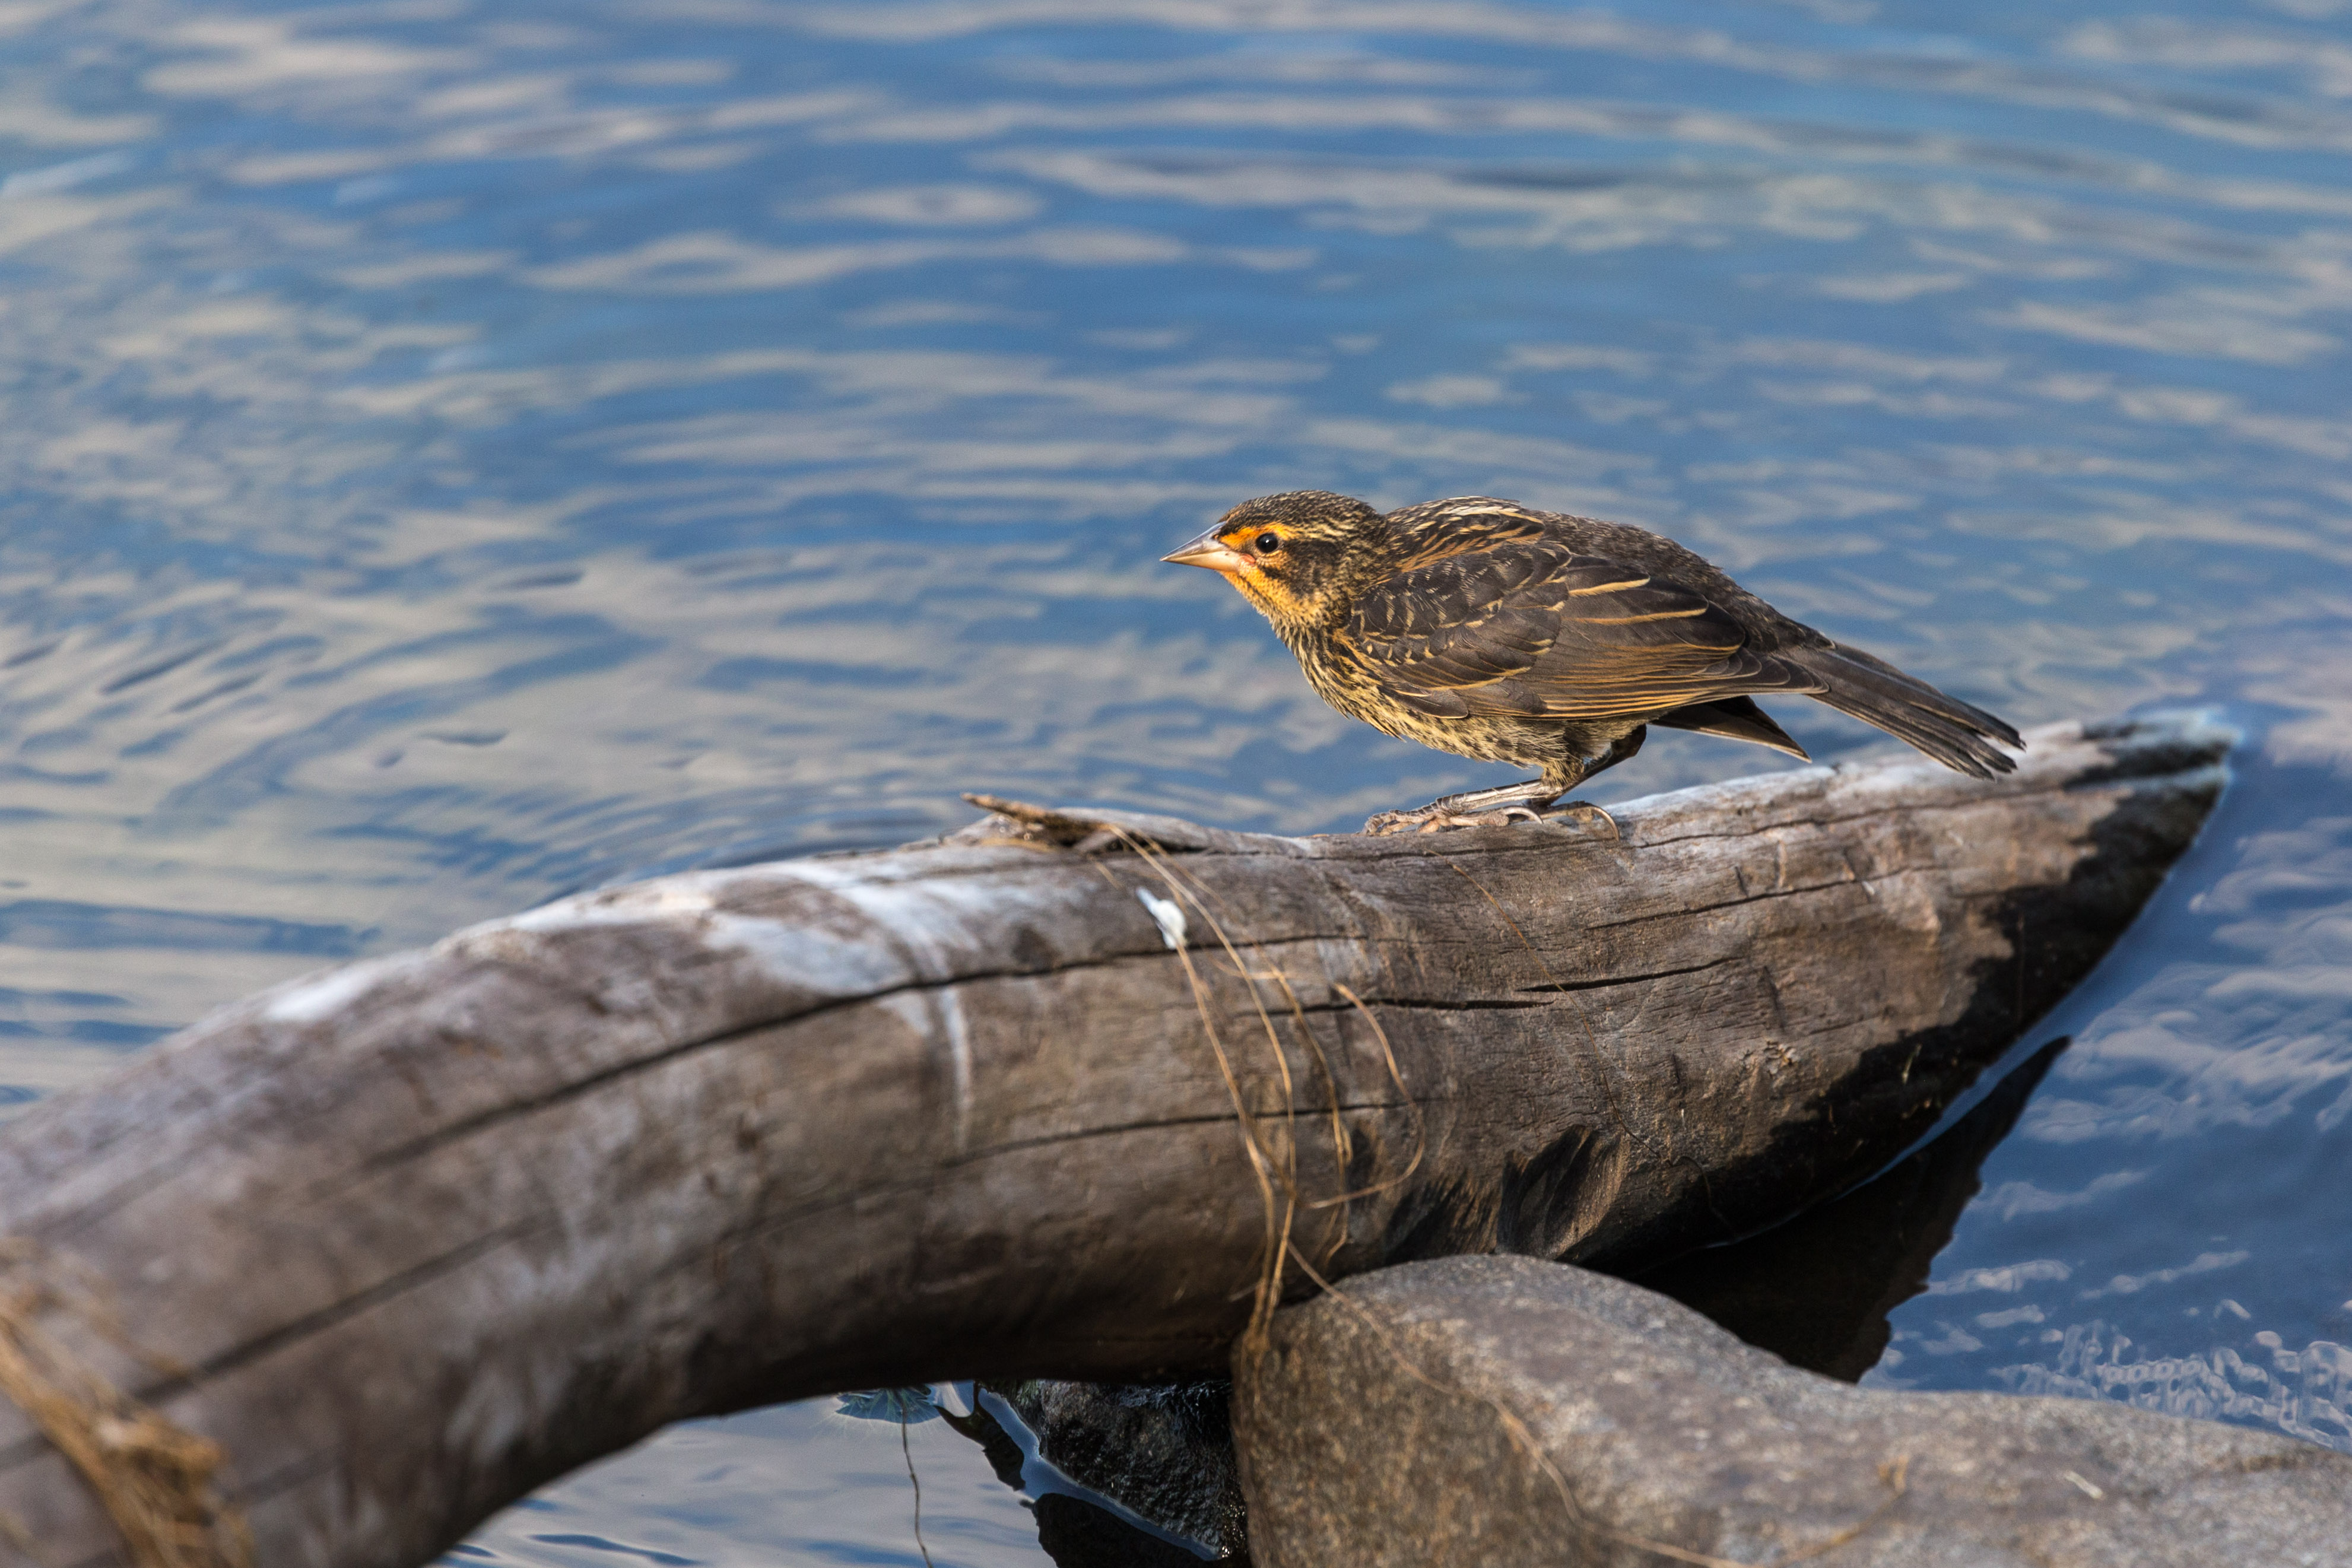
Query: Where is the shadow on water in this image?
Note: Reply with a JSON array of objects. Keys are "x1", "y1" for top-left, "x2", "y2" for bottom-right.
[{"x1": 1637, "y1": 1038, "x2": 2068, "y2": 1381}]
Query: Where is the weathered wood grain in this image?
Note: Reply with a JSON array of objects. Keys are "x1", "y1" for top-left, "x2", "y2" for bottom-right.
[{"x1": 0, "y1": 715, "x2": 2228, "y2": 1567}]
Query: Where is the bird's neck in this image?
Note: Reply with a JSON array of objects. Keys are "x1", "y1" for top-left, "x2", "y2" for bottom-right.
[{"x1": 1253, "y1": 526, "x2": 1403, "y2": 642}]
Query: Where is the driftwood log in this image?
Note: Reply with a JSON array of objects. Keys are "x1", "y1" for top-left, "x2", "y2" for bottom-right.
[{"x1": 0, "y1": 714, "x2": 2227, "y2": 1566}]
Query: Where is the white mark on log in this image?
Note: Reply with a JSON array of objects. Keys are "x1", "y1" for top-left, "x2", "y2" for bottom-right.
[
  {"x1": 462, "y1": 875, "x2": 922, "y2": 1000},
  {"x1": 940, "y1": 986, "x2": 973, "y2": 1154},
  {"x1": 781, "y1": 861, "x2": 1079, "y2": 980},
  {"x1": 264, "y1": 956, "x2": 415, "y2": 1025},
  {"x1": 869, "y1": 988, "x2": 972, "y2": 1151},
  {"x1": 447, "y1": 1359, "x2": 537, "y2": 1480},
  {"x1": 502, "y1": 881, "x2": 718, "y2": 931},
  {"x1": 703, "y1": 912, "x2": 913, "y2": 995},
  {"x1": 1138, "y1": 889, "x2": 1186, "y2": 950},
  {"x1": 2062, "y1": 1469, "x2": 2105, "y2": 1500}
]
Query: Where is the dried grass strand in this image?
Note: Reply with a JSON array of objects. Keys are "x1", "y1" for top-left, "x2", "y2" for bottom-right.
[
  {"x1": 1110, "y1": 834, "x2": 1446, "y2": 1366},
  {"x1": 1109, "y1": 838, "x2": 1295, "y2": 1365},
  {"x1": 1122, "y1": 845, "x2": 1430, "y2": 1212},
  {"x1": 0, "y1": 1255, "x2": 251, "y2": 1568},
  {"x1": 1297, "y1": 983, "x2": 1427, "y2": 1211}
]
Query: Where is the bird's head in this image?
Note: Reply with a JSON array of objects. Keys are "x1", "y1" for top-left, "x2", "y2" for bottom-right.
[{"x1": 1162, "y1": 490, "x2": 1390, "y2": 634}]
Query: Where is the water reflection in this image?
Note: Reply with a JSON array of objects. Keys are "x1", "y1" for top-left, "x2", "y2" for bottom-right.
[
  {"x1": 0, "y1": 0, "x2": 2347, "y2": 1559},
  {"x1": 1871, "y1": 735, "x2": 2352, "y2": 1452},
  {"x1": 451, "y1": 1396, "x2": 1042, "y2": 1567}
]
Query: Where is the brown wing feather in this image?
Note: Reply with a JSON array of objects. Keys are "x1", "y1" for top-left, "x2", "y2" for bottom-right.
[
  {"x1": 1386, "y1": 501, "x2": 1548, "y2": 572},
  {"x1": 1344, "y1": 535, "x2": 1823, "y2": 721}
]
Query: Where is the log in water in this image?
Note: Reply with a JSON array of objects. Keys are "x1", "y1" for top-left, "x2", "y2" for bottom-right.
[{"x1": 0, "y1": 714, "x2": 2228, "y2": 1566}]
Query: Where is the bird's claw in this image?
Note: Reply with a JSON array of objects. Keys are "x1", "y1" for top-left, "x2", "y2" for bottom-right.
[{"x1": 1539, "y1": 799, "x2": 1621, "y2": 840}]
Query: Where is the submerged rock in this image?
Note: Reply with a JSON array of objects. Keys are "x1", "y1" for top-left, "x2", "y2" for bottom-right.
[
  {"x1": 1233, "y1": 1254, "x2": 2352, "y2": 1567},
  {"x1": 992, "y1": 1378, "x2": 1249, "y2": 1558}
]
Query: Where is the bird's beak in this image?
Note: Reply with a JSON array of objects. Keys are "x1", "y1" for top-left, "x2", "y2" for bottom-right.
[{"x1": 1162, "y1": 529, "x2": 1252, "y2": 575}]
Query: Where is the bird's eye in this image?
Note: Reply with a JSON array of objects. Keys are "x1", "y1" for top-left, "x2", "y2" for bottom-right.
[{"x1": 1253, "y1": 532, "x2": 1282, "y2": 555}]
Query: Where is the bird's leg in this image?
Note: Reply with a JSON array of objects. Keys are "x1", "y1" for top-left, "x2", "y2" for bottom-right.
[
  {"x1": 1362, "y1": 729, "x2": 1649, "y2": 837},
  {"x1": 1534, "y1": 726, "x2": 1646, "y2": 840}
]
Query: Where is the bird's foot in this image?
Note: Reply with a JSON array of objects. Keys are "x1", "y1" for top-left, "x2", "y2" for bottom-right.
[
  {"x1": 1362, "y1": 789, "x2": 1621, "y2": 839},
  {"x1": 1537, "y1": 798, "x2": 1620, "y2": 841},
  {"x1": 1364, "y1": 803, "x2": 1548, "y2": 835},
  {"x1": 1364, "y1": 780, "x2": 1560, "y2": 836}
]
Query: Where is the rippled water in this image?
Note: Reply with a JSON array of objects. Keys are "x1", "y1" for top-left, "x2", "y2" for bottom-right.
[{"x1": 2, "y1": 0, "x2": 2349, "y2": 1560}]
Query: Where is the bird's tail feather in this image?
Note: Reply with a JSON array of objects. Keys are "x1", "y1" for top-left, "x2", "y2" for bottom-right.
[
  {"x1": 1652, "y1": 696, "x2": 1811, "y2": 760},
  {"x1": 1789, "y1": 644, "x2": 2021, "y2": 779}
]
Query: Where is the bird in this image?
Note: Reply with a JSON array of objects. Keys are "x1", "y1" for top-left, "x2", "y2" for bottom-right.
[{"x1": 1163, "y1": 491, "x2": 2021, "y2": 835}]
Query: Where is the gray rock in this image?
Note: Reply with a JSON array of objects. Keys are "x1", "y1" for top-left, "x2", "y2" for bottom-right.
[{"x1": 1234, "y1": 1255, "x2": 2352, "y2": 1567}]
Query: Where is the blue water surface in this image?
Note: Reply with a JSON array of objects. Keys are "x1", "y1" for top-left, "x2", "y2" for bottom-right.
[{"x1": 2, "y1": 0, "x2": 2350, "y2": 1560}]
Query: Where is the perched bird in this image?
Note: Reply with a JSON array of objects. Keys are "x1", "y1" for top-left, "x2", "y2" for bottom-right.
[{"x1": 1164, "y1": 491, "x2": 2021, "y2": 834}]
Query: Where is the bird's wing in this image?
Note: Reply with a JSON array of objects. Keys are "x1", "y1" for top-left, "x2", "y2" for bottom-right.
[{"x1": 1341, "y1": 536, "x2": 1821, "y2": 721}]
